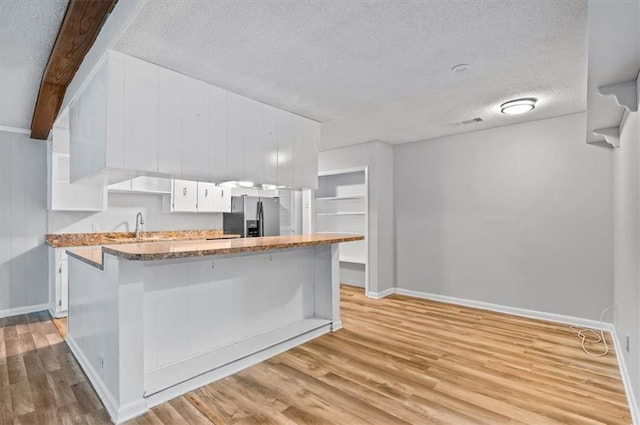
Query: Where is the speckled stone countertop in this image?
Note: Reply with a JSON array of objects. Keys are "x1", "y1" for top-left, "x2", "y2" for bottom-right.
[
  {"x1": 46, "y1": 229, "x2": 239, "y2": 248},
  {"x1": 66, "y1": 234, "x2": 364, "y2": 270}
]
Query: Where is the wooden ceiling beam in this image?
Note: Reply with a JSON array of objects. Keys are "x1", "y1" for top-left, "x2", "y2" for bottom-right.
[{"x1": 30, "y1": 0, "x2": 117, "y2": 140}]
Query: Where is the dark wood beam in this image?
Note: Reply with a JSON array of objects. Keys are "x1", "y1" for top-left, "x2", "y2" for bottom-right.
[{"x1": 30, "y1": 0, "x2": 117, "y2": 140}]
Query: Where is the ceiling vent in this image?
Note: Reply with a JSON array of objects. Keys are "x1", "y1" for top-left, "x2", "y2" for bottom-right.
[{"x1": 452, "y1": 117, "x2": 483, "y2": 126}]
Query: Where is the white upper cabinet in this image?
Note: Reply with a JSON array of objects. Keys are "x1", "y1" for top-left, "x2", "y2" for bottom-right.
[
  {"x1": 277, "y1": 110, "x2": 295, "y2": 188},
  {"x1": 263, "y1": 105, "x2": 279, "y2": 186},
  {"x1": 182, "y1": 77, "x2": 210, "y2": 178},
  {"x1": 208, "y1": 86, "x2": 228, "y2": 182},
  {"x1": 158, "y1": 67, "x2": 183, "y2": 176},
  {"x1": 172, "y1": 180, "x2": 231, "y2": 213},
  {"x1": 197, "y1": 182, "x2": 217, "y2": 212},
  {"x1": 227, "y1": 92, "x2": 245, "y2": 182},
  {"x1": 244, "y1": 98, "x2": 264, "y2": 184},
  {"x1": 172, "y1": 179, "x2": 197, "y2": 212},
  {"x1": 123, "y1": 55, "x2": 159, "y2": 173},
  {"x1": 70, "y1": 51, "x2": 320, "y2": 189},
  {"x1": 301, "y1": 118, "x2": 320, "y2": 190},
  {"x1": 211, "y1": 186, "x2": 231, "y2": 212}
]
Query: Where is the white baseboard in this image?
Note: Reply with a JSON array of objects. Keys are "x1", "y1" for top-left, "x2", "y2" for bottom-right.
[
  {"x1": 366, "y1": 288, "x2": 394, "y2": 299},
  {"x1": 611, "y1": 329, "x2": 640, "y2": 424},
  {"x1": 393, "y1": 288, "x2": 612, "y2": 331},
  {"x1": 331, "y1": 320, "x2": 343, "y2": 331},
  {"x1": 66, "y1": 335, "x2": 141, "y2": 424},
  {"x1": 0, "y1": 303, "x2": 49, "y2": 319}
]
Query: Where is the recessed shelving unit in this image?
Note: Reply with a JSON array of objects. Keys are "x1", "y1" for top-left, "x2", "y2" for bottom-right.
[{"x1": 314, "y1": 167, "x2": 368, "y2": 290}]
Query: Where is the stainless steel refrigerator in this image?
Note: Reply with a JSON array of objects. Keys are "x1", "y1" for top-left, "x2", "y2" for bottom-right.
[{"x1": 223, "y1": 196, "x2": 280, "y2": 237}]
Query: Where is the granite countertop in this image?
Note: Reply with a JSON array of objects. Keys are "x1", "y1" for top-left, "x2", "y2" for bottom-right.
[
  {"x1": 67, "y1": 234, "x2": 365, "y2": 270},
  {"x1": 46, "y1": 229, "x2": 240, "y2": 248}
]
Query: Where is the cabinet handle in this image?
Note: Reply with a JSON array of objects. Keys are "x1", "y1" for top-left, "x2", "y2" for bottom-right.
[
  {"x1": 205, "y1": 189, "x2": 208, "y2": 197},
  {"x1": 221, "y1": 190, "x2": 224, "y2": 198},
  {"x1": 183, "y1": 187, "x2": 187, "y2": 196}
]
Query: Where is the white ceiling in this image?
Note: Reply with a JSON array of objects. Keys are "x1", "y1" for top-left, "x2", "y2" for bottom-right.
[
  {"x1": 0, "y1": 0, "x2": 69, "y2": 130},
  {"x1": 115, "y1": 0, "x2": 588, "y2": 150}
]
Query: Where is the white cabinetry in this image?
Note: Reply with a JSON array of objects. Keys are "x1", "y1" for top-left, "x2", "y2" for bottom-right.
[
  {"x1": 182, "y1": 77, "x2": 210, "y2": 178},
  {"x1": 227, "y1": 92, "x2": 245, "y2": 182},
  {"x1": 244, "y1": 99, "x2": 265, "y2": 184},
  {"x1": 123, "y1": 55, "x2": 159, "y2": 173},
  {"x1": 208, "y1": 86, "x2": 228, "y2": 182},
  {"x1": 172, "y1": 179, "x2": 198, "y2": 212},
  {"x1": 172, "y1": 180, "x2": 231, "y2": 213},
  {"x1": 49, "y1": 115, "x2": 106, "y2": 211},
  {"x1": 70, "y1": 50, "x2": 319, "y2": 189},
  {"x1": 263, "y1": 105, "x2": 279, "y2": 185},
  {"x1": 277, "y1": 110, "x2": 295, "y2": 188},
  {"x1": 49, "y1": 248, "x2": 68, "y2": 317},
  {"x1": 158, "y1": 67, "x2": 183, "y2": 175}
]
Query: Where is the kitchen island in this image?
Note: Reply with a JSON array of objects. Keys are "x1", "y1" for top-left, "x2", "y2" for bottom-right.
[{"x1": 65, "y1": 233, "x2": 363, "y2": 424}]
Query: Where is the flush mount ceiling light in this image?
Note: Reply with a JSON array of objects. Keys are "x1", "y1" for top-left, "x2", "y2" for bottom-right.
[{"x1": 500, "y1": 98, "x2": 537, "y2": 115}]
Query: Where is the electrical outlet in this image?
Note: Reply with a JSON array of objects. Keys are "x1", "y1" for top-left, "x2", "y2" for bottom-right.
[{"x1": 626, "y1": 335, "x2": 630, "y2": 353}]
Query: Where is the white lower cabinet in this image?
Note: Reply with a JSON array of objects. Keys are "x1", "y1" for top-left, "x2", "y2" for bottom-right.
[
  {"x1": 49, "y1": 248, "x2": 68, "y2": 317},
  {"x1": 172, "y1": 180, "x2": 231, "y2": 213}
]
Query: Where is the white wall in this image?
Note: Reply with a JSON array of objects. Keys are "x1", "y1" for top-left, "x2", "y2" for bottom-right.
[
  {"x1": 319, "y1": 141, "x2": 394, "y2": 295},
  {"x1": 48, "y1": 192, "x2": 222, "y2": 234},
  {"x1": 394, "y1": 113, "x2": 613, "y2": 320},
  {"x1": 613, "y1": 103, "x2": 640, "y2": 404},
  {"x1": 0, "y1": 130, "x2": 48, "y2": 316}
]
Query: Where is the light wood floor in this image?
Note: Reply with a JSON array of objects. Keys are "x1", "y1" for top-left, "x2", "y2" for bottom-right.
[{"x1": 1, "y1": 286, "x2": 632, "y2": 424}]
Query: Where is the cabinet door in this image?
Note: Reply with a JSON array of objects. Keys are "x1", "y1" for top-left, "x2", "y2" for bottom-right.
[
  {"x1": 182, "y1": 77, "x2": 210, "y2": 178},
  {"x1": 123, "y1": 55, "x2": 159, "y2": 173},
  {"x1": 263, "y1": 105, "x2": 278, "y2": 186},
  {"x1": 302, "y1": 119, "x2": 319, "y2": 190},
  {"x1": 208, "y1": 86, "x2": 228, "y2": 182},
  {"x1": 277, "y1": 110, "x2": 295, "y2": 188},
  {"x1": 158, "y1": 67, "x2": 183, "y2": 175},
  {"x1": 293, "y1": 115, "x2": 305, "y2": 189},
  {"x1": 227, "y1": 92, "x2": 245, "y2": 181},
  {"x1": 211, "y1": 186, "x2": 231, "y2": 212},
  {"x1": 197, "y1": 182, "x2": 216, "y2": 212},
  {"x1": 172, "y1": 179, "x2": 197, "y2": 212},
  {"x1": 244, "y1": 99, "x2": 264, "y2": 184}
]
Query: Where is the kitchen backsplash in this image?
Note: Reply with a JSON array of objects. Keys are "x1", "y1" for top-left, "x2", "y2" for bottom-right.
[{"x1": 47, "y1": 191, "x2": 223, "y2": 234}]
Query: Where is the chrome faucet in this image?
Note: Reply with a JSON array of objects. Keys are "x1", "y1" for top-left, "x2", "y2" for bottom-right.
[{"x1": 135, "y1": 212, "x2": 144, "y2": 239}]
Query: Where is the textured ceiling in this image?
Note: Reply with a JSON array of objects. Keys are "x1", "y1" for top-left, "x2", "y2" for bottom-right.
[
  {"x1": 114, "y1": 1, "x2": 587, "y2": 149},
  {"x1": 0, "y1": 0, "x2": 69, "y2": 130}
]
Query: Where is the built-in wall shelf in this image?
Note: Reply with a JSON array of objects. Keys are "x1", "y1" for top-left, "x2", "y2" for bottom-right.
[
  {"x1": 314, "y1": 167, "x2": 369, "y2": 290},
  {"x1": 585, "y1": 0, "x2": 640, "y2": 148}
]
